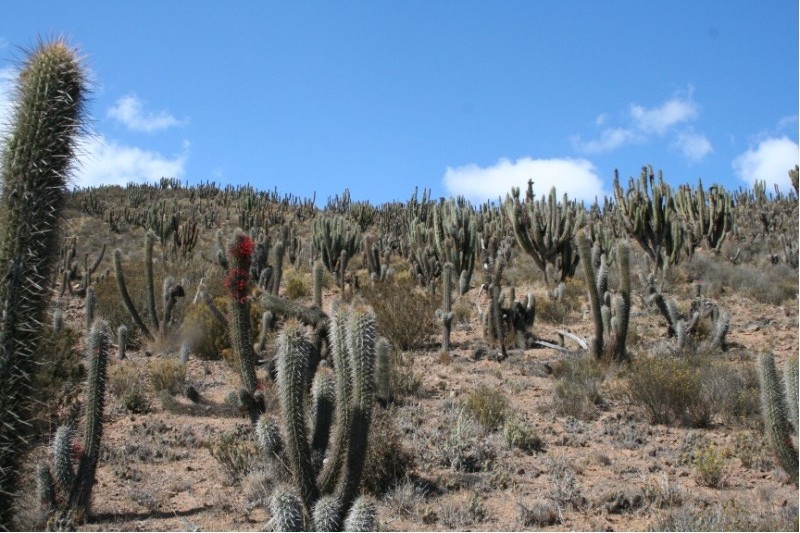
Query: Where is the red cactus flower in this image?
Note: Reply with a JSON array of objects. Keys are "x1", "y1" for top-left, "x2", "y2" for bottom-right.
[
  {"x1": 229, "y1": 234, "x2": 254, "y2": 264},
  {"x1": 69, "y1": 440, "x2": 84, "y2": 462},
  {"x1": 225, "y1": 267, "x2": 250, "y2": 303}
]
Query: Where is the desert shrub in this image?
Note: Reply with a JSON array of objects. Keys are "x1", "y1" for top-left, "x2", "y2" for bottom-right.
[
  {"x1": 693, "y1": 444, "x2": 728, "y2": 488},
  {"x1": 362, "y1": 407, "x2": 415, "y2": 495},
  {"x1": 109, "y1": 363, "x2": 150, "y2": 413},
  {"x1": 518, "y1": 499, "x2": 559, "y2": 527},
  {"x1": 94, "y1": 273, "x2": 138, "y2": 336},
  {"x1": 547, "y1": 455, "x2": 585, "y2": 510},
  {"x1": 626, "y1": 355, "x2": 714, "y2": 427},
  {"x1": 537, "y1": 278, "x2": 584, "y2": 323},
  {"x1": 443, "y1": 408, "x2": 496, "y2": 472},
  {"x1": 452, "y1": 299, "x2": 472, "y2": 329},
  {"x1": 464, "y1": 385, "x2": 508, "y2": 431},
  {"x1": 551, "y1": 356, "x2": 605, "y2": 420},
  {"x1": 701, "y1": 361, "x2": 761, "y2": 427},
  {"x1": 682, "y1": 252, "x2": 797, "y2": 305},
  {"x1": 282, "y1": 269, "x2": 309, "y2": 300},
  {"x1": 31, "y1": 325, "x2": 85, "y2": 429},
  {"x1": 148, "y1": 358, "x2": 186, "y2": 395},
  {"x1": 655, "y1": 500, "x2": 799, "y2": 531},
  {"x1": 361, "y1": 274, "x2": 438, "y2": 350},
  {"x1": 733, "y1": 431, "x2": 773, "y2": 471},
  {"x1": 503, "y1": 415, "x2": 543, "y2": 452},
  {"x1": 391, "y1": 351, "x2": 424, "y2": 398},
  {"x1": 208, "y1": 430, "x2": 258, "y2": 484},
  {"x1": 181, "y1": 301, "x2": 229, "y2": 360},
  {"x1": 384, "y1": 479, "x2": 426, "y2": 518}
]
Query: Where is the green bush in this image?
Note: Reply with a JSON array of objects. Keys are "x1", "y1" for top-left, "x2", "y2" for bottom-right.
[{"x1": 503, "y1": 415, "x2": 543, "y2": 452}]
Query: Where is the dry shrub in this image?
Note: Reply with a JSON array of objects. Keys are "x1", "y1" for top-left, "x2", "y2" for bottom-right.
[
  {"x1": 149, "y1": 358, "x2": 186, "y2": 395},
  {"x1": 282, "y1": 269, "x2": 309, "y2": 300},
  {"x1": 362, "y1": 407, "x2": 414, "y2": 495},
  {"x1": 361, "y1": 274, "x2": 437, "y2": 350},
  {"x1": 551, "y1": 356, "x2": 605, "y2": 420},
  {"x1": 464, "y1": 385, "x2": 509, "y2": 431},
  {"x1": 31, "y1": 325, "x2": 85, "y2": 429},
  {"x1": 208, "y1": 430, "x2": 258, "y2": 484},
  {"x1": 109, "y1": 363, "x2": 150, "y2": 413},
  {"x1": 503, "y1": 415, "x2": 543, "y2": 452},
  {"x1": 626, "y1": 355, "x2": 712, "y2": 427},
  {"x1": 181, "y1": 301, "x2": 228, "y2": 360}
]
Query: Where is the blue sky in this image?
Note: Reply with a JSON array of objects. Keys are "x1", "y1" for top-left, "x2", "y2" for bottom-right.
[{"x1": 1, "y1": 1, "x2": 797, "y2": 205}]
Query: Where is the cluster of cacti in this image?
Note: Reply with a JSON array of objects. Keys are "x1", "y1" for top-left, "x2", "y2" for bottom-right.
[
  {"x1": 433, "y1": 198, "x2": 477, "y2": 295},
  {"x1": 757, "y1": 354, "x2": 798, "y2": 484},
  {"x1": 645, "y1": 279, "x2": 730, "y2": 353},
  {"x1": 577, "y1": 230, "x2": 631, "y2": 360},
  {"x1": 0, "y1": 39, "x2": 87, "y2": 528},
  {"x1": 59, "y1": 237, "x2": 106, "y2": 299},
  {"x1": 113, "y1": 233, "x2": 186, "y2": 341},
  {"x1": 312, "y1": 214, "x2": 361, "y2": 293},
  {"x1": 436, "y1": 263, "x2": 455, "y2": 351},
  {"x1": 674, "y1": 180, "x2": 734, "y2": 255},
  {"x1": 505, "y1": 183, "x2": 585, "y2": 283},
  {"x1": 362, "y1": 233, "x2": 390, "y2": 282},
  {"x1": 37, "y1": 320, "x2": 111, "y2": 529},
  {"x1": 613, "y1": 166, "x2": 683, "y2": 274},
  {"x1": 258, "y1": 305, "x2": 379, "y2": 531}
]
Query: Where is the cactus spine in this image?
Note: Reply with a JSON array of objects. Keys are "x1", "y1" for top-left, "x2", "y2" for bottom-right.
[
  {"x1": 0, "y1": 39, "x2": 87, "y2": 528},
  {"x1": 757, "y1": 354, "x2": 798, "y2": 484}
]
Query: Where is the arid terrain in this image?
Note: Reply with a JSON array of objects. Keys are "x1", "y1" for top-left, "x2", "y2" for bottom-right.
[{"x1": 12, "y1": 182, "x2": 800, "y2": 532}]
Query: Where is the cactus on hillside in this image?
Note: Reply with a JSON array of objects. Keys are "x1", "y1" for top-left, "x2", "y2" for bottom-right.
[
  {"x1": 674, "y1": 180, "x2": 733, "y2": 255},
  {"x1": 505, "y1": 184, "x2": 585, "y2": 284},
  {"x1": 757, "y1": 354, "x2": 798, "y2": 484},
  {"x1": 261, "y1": 305, "x2": 378, "y2": 530},
  {"x1": 433, "y1": 199, "x2": 477, "y2": 295},
  {"x1": 0, "y1": 38, "x2": 87, "y2": 528},
  {"x1": 436, "y1": 263, "x2": 455, "y2": 351},
  {"x1": 38, "y1": 320, "x2": 111, "y2": 529}
]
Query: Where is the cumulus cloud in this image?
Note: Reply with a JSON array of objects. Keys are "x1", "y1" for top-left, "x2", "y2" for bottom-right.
[
  {"x1": 630, "y1": 96, "x2": 698, "y2": 135},
  {"x1": 443, "y1": 157, "x2": 605, "y2": 204},
  {"x1": 573, "y1": 89, "x2": 708, "y2": 162},
  {"x1": 74, "y1": 135, "x2": 187, "y2": 188},
  {"x1": 732, "y1": 137, "x2": 799, "y2": 192},
  {"x1": 571, "y1": 128, "x2": 638, "y2": 154},
  {"x1": 672, "y1": 129, "x2": 713, "y2": 162},
  {"x1": 107, "y1": 94, "x2": 184, "y2": 133}
]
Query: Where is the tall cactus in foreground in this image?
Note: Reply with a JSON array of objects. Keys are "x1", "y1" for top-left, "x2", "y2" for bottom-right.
[
  {"x1": 262, "y1": 305, "x2": 377, "y2": 530},
  {"x1": 757, "y1": 354, "x2": 798, "y2": 484},
  {"x1": 38, "y1": 320, "x2": 111, "y2": 529},
  {"x1": 0, "y1": 39, "x2": 87, "y2": 528}
]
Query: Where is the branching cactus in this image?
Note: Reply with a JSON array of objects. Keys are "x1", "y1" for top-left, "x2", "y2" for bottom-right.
[
  {"x1": 113, "y1": 235, "x2": 185, "y2": 341},
  {"x1": 505, "y1": 184, "x2": 585, "y2": 283},
  {"x1": 0, "y1": 39, "x2": 87, "y2": 527},
  {"x1": 38, "y1": 320, "x2": 111, "y2": 529},
  {"x1": 613, "y1": 166, "x2": 683, "y2": 275},
  {"x1": 261, "y1": 305, "x2": 378, "y2": 531},
  {"x1": 433, "y1": 199, "x2": 477, "y2": 295},
  {"x1": 757, "y1": 354, "x2": 798, "y2": 484},
  {"x1": 674, "y1": 180, "x2": 733, "y2": 255}
]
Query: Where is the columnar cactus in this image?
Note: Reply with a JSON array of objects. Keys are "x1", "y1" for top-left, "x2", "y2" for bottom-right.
[
  {"x1": 436, "y1": 263, "x2": 455, "y2": 351},
  {"x1": 757, "y1": 354, "x2": 798, "y2": 484},
  {"x1": 313, "y1": 261, "x2": 324, "y2": 308},
  {"x1": 38, "y1": 320, "x2": 111, "y2": 528},
  {"x1": 505, "y1": 185, "x2": 585, "y2": 283},
  {"x1": 224, "y1": 232, "x2": 263, "y2": 420},
  {"x1": 577, "y1": 230, "x2": 631, "y2": 360},
  {"x1": 0, "y1": 39, "x2": 87, "y2": 527},
  {"x1": 264, "y1": 305, "x2": 378, "y2": 530}
]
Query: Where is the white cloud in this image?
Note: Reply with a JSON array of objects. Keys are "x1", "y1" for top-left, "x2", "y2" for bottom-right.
[
  {"x1": 630, "y1": 96, "x2": 698, "y2": 135},
  {"x1": 672, "y1": 129, "x2": 713, "y2": 162},
  {"x1": 572, "y1": 128, "x2": 637, "y2": 154},
  {"x1": 107, "y1": 94, "x2": 183, "y2": 133},
  {"x1": 732, "y1": 137, "x2": 799, "y2": 192},
  {"x1": 574, "y1": 89, "x2": 706, "y2": 161},
  {"x1": 443, "y1": 157, "x2": 605, "y2": 204},
  {"x1": 74, "y1": 134, "x2": 187, "y2": 188}
]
